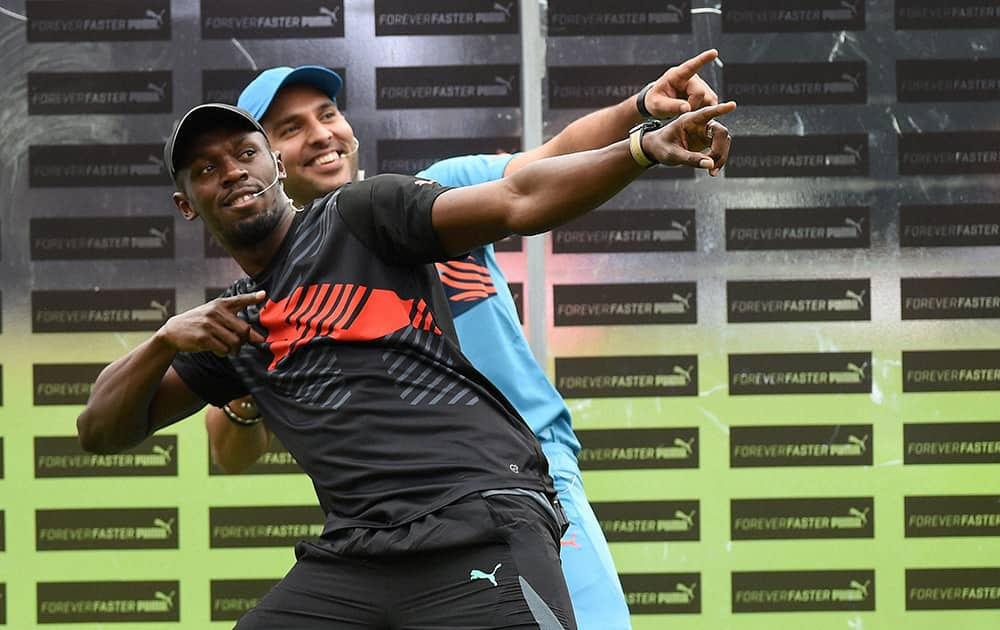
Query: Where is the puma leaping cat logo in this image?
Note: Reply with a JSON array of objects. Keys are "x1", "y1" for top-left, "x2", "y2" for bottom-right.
[
  {"x1": 146, "y1": 9, "x2": 167, "y2": 26},
  {"x1": 470, "y1": 563, "x2": 502, "y2": 587}
]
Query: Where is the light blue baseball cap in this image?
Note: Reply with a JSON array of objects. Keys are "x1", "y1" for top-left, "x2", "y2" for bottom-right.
[{"x1": 237, "y1": 65, "x2": 343, "y2": 121}]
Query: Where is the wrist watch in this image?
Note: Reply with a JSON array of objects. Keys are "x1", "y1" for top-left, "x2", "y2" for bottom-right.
[{"x1": 628, "y1": 119, "x2": 664, "y2": 168}]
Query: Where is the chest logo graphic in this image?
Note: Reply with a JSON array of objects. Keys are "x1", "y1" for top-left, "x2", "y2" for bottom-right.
[
  {"x1": 259, "y1": 283, "x2": 440, "y2": 370},
  {"x1": 436, "y1": 256, "x2": 496, "y2": 303},
  {"x1": 470, "y1": 563, "x2": 502, "y2": 587}
]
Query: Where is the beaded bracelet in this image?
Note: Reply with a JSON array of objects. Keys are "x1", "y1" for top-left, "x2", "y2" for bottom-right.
[{"x1": 221, "y1": 403, "x2": 263, "y2": 426}]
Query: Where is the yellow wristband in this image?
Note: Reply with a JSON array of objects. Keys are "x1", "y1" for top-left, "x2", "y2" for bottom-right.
[{"x1": 628, "y1": 125, "x2": 657, "y2": 168}]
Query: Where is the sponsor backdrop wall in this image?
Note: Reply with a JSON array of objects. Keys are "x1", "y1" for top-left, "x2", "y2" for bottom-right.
[{"x1": 0, "y1": 1, "x2": 998, "y2": 628}]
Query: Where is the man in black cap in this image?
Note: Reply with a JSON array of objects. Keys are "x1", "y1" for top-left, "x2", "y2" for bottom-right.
[
  {"x1": 210, "y1": 51, "x2": 725, "y2": 629},
  {"x1": 77, "y1": 98, "x2": 734, "y2": 629}
]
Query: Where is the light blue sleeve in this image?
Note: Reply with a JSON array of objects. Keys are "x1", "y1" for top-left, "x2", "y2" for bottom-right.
[
  {"x1": 417, "y1": 151, "x2": 581, "y2": 458},
  {"x1": 417, "y1": 153, "x2": 515, "y2": 187}
]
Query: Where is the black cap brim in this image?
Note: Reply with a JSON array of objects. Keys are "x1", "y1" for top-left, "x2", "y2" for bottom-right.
[{"x1": 164, "y1": 103, "x2": 267, "y2": 183}]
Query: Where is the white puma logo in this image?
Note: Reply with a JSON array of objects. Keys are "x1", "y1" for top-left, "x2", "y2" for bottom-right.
[
  {"x1": 675, "y1": 509, "x2": 696, "y2": 528},
  {"x1": 145, "y1": 9, "x2": 166, "y2": 26},
  {"x1": 848, "y1": 434, "x2": 869, "y2": 453},
  {"x1": 153, "y1": 517, "x2": 175, "y2": 535},
  {"x1": 672, "y1": 293, "x2": 692, "y2": 311},
  {"x1": 673, "y1": 364, "x2": 694, "y2": 384},
  {"x1": 849, "y1": 507, "x2": 870, "y2": 525},
  {"x1": 152, "y1": 444, "x2": 174, "y2": 462},
  {"x1": 493, "y1": 2, "x2": 514, "y2": 19},
  {"x1": 674, "y1": 437, "x2": 695, "y2": 455},
  {"x1": 154, "y1": 590, "x2": 175, "y2": 608},
  {"x1": 670, "y1": 219, "x2": 691, "y2": 238},
  {"x1": 146, "y1": 82, "x2": 167, "y2": 99},
  {"x1": 844, "y1": 216, "x2": 865, "y2": 235},
  {"x1": 319, "y1": 6, "x2": 341, "y2": 24},
  {"x1": 847, "y1": 361, "x2": 868, "y2": 380}
]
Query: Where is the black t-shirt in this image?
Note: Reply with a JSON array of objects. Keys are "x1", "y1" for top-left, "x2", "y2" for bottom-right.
[{"x1": 172, "y1": 174, "x2": 552, "y2": 535}]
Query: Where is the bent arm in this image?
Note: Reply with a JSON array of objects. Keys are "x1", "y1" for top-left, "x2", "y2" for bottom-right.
[
  {"x1": 77, "y1": 333, "x2": 204, "y2": 453},
  {"x1": 432, "y1": 102, "x2": 735, "y2": 256},
  {"x1": 505, "y1": 49, "x2": 720, "y2": 175},
  {"x1": 77, "y1": 291, "x2": 267, "y2": 454},
  {"x1": 205, "y1": 399, "x2": 275, "y2": 473}
]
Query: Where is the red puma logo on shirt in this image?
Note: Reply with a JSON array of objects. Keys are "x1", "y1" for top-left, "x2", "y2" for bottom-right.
[
  {"x1": 259, "y1": 284, "x2": 441, "y2": 370},
  {"x1": 561, "y1": 532, "x2": 580, "y2": 549}
]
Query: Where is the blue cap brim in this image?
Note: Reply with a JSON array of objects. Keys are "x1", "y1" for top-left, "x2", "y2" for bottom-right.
[{"x1": 238, "y1": 66, "x2": 344, "y2": 121}]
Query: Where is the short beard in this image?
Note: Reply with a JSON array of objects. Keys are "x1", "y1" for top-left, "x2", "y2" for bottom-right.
[{"x1": 224, "y1": 202, "x2": 286, "y2": 248}]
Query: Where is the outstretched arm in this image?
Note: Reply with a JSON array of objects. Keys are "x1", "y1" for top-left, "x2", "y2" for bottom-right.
[
  {"x1": 432, "y1": 102, "x2": 736, "y2": 256},
  {"x1": 77, "y1": 292, "x2": 267, "y2": 454},
  {"x1": 504, "y1": 49, "x2": 721, "y2": 176}
]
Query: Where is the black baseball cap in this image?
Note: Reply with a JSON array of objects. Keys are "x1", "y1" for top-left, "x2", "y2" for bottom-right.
[{"x1": 164, "y1": 103, "x2": 268, "y2": 183}]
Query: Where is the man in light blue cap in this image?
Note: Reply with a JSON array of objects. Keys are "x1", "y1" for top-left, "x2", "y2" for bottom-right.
[{"x1": 207, "y1": 51, "x2": 726, "y2": 629}]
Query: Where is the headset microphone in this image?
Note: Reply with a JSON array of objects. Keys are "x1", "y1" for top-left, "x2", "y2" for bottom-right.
[
  {"x1": 252, "y1": 151, "x2": 281, "y2": 198},
  {"x1": 340, "y1": 137, "x2": 360, "y2": 159},
  {"x1": 251, "y1": 138, "x2": 359, "y2": 199}
]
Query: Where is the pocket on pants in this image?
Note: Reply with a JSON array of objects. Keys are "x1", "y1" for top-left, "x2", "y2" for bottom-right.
[{"x1": 480, "y1": 489, "x2": 562, "y2": 549}]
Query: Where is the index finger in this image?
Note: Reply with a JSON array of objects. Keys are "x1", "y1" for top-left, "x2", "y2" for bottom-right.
[
  {"x1": 222, "y1": 290, "x2": 267, "y2": 310},
  {"x1": 688, "y1": 101, "x2": 737, "y2": 124},
  {"x1": 671, "y1": 49, "x2": 719, "y2": 82}
]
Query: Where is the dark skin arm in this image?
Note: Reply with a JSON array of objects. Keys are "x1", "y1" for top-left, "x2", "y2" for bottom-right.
[
  {"x1": 432, "y1": 102, "x2": 736, "y2": 256},
  {"x1": 77, "y1": 292, "x2": 268, "y2": 453},
  {"x1": 205, "y1": 398, "x2": 275, "y2": 473}
]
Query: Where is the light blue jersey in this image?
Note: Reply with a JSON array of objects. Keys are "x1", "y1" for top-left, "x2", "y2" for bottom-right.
[{"x1": 418, "y1": 154, "x2": 631, "y2": 630}]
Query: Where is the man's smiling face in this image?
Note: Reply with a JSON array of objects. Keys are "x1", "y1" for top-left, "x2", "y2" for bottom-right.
[
  {"x1": 173, "y1": 127, "x2": 287, "y2": 248},
  {"x1": 261, "y1": 83, "x2": 359, "y2": 205}
]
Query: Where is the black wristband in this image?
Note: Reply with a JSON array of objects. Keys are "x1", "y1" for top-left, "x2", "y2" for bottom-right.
[{"x1": 636, "y1": 81, "x2": 656, "y2": 119}]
